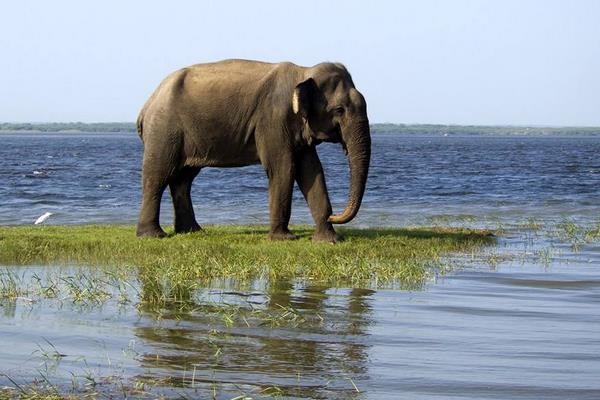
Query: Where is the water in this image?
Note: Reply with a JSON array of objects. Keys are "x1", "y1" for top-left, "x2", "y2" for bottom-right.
[
  {"x1": 1, "y1": 133, "x2": 600, "y2": 399},
  {"x1": 2, "y1": 133, "x2": 599, "y2": 226}
]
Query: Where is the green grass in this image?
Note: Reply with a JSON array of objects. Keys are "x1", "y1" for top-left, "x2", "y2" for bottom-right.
[{"x1": 0, "y1": 224, "x2": 494, "y2": 287}]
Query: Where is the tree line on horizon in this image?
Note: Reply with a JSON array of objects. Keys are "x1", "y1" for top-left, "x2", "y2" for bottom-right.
[
  {"x1": 0, "y1": 122, "x2": 599, "y2": 136},
  {"x1": 0, "y1": 122, "x2": 135, "y2": 133}
]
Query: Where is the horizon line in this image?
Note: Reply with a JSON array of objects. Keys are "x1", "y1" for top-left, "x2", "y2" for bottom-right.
[{"x1": 2, "y1": 121, "x2": 600, "y2": 129}]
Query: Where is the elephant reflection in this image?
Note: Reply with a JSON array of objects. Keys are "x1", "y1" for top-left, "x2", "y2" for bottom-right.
[{"x1": 133, "y1": 279, "x2": 374, "y2": 397}]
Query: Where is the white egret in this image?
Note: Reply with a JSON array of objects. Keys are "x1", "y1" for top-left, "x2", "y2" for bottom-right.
[{"x1": 34, "y1": 212, "x2": 53, "y2": 225}]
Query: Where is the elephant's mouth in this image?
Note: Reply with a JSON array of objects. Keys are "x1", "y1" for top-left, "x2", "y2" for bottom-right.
[
  {"x1": 317, "y1": 125, "x2": 343, "y2": 144},
  {"x1": 332, "y1": 125, "x2": 343, "y2": 144}
]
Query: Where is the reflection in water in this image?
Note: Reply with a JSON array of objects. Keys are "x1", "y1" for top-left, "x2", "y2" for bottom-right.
[
  {"x1": 133, "y1": 280, "x2": 374, "y2": 398},
  {"x1": 1, "y1": 298, "x2": 17, "y2": 319}
]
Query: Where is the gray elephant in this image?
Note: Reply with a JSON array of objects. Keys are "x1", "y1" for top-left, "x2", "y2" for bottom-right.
[{"x1": 136, "y1": 59, "x2": 371, "y2": 243}]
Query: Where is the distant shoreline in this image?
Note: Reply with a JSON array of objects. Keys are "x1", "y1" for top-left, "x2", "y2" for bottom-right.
[{"x1": 1, "y1": 122, "x2": 599, "y2": 136}]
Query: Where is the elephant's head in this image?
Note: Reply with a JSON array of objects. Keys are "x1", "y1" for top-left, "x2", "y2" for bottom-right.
[{"x1": 292, "y1": 63, "x2": 371, "y2": 224}]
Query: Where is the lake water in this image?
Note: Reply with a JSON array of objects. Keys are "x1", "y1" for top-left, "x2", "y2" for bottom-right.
[
  {"x1": 2, "y1": 133, "x2": 599, "y2": 227},
  {"x1": 1, "y1": 133, "x2": 599, "y2": 399}
]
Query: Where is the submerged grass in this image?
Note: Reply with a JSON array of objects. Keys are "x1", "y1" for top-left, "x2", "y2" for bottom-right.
[
  {"x1": 0, "y1": 224, "x2": 494, "y2": 288},
  {"x1": 553, "y1": 219, "x2": 600, "y2": 250}
]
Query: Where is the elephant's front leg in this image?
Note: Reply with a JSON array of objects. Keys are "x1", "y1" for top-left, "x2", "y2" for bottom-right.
[
  {"x1": 295, "y1": 148, "x2": 339, "y2": 243},
  {"x1": 266, "y1": 158, "x2": 297, "y2": 241}
]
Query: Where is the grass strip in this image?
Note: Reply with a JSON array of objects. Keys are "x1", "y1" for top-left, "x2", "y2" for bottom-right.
[{"x1": 0, "y1": 224, "x2": 494, "y2": 287}]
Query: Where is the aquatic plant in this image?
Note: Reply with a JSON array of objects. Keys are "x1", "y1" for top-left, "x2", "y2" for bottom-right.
[{"x1": 553, "y1": 219, "x2": 600, "y2": 251}]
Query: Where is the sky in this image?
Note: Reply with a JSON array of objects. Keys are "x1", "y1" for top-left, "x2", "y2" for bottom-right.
[{"x1": 1, "y1": 0, "x2": 599, "y2": 126}]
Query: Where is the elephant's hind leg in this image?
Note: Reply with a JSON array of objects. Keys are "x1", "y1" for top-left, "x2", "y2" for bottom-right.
[
  {"x1": 137, "y1": 136, "x2": 182, "y2": 238},
  {"x1": 169, "y1": 166, "x2": 202, "y2": 233},
  {"x1": 137, "y1": 164, "x2": 169, "y2": 238}
]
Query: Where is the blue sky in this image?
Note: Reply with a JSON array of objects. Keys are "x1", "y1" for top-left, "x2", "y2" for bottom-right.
[{"x1": 1, "y1": 0, "x2": 599, "y2": 125}]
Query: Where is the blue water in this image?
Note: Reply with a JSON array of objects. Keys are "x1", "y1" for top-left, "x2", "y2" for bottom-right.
[
  {"x1": 1, "y1": 133, "x2": 599, "y2": 227},
  {"x1": 1, "y1": 133, "x2": 600, "y2": 399}
]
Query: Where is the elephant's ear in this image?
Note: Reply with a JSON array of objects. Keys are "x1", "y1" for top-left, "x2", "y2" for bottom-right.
[{"x1": 292, "y1": 78, "x2": 316, "y2": 119}]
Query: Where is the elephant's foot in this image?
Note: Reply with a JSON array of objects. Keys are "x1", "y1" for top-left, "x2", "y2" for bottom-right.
[
  {"x1": 269, "y1": 228, "x2": 298, "y2": 241},
  {"x1": 312, "y1": 226, "x2": 340, "y2": 244},
  {"x1": 136, "y1": 223, "x2": 168, "y2": 238},
  {"x1": 175, "y1": 220, "x2": 202, "y2": 234}
]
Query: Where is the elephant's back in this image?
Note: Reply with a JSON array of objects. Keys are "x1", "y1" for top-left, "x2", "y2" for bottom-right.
[
  {"x1": 186, "y1": 59, "x2": 278, "y2": 76},
  {"x1": 179, "y1": 59, "x2": 283, "y2": 96},
  {"x1": 142, "y1": 59, "x2": 300, "y2": 113}
]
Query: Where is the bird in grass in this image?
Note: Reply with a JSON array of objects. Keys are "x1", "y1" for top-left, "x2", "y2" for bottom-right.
[{"x1": 34, "y1": 212, "x2": 53, "y2": 225}]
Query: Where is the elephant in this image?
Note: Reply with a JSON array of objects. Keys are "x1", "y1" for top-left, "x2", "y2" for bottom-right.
[{"x1": 136, "y1": 59, "x2": 371, "y2": 243}]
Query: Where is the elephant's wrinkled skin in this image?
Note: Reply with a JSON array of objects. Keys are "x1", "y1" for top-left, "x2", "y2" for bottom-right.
[{"x1": 136, "y1": 59, "x2": 371, "y2": 243}]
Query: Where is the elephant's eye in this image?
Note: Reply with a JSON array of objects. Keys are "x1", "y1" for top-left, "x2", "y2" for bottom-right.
[{"x1": 333, "y1": 106, "x2": 345, "y2": 116}]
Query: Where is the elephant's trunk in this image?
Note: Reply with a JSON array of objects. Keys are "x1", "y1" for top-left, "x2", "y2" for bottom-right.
[{"x1": 328, "y1": 119, "x2": 371, "y2": 224}]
